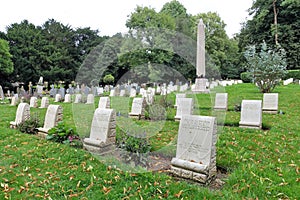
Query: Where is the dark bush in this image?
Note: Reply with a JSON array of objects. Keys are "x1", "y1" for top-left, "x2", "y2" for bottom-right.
[{"x1": 240, "y1": 72, "x2": 252, "y2": 83}]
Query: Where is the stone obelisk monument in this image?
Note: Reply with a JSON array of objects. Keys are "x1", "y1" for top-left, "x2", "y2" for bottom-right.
[{"x1": 193, "y1": 19, "x2": 209, "y2": 93}]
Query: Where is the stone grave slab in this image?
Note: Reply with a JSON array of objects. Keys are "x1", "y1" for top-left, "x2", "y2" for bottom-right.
[
  {"x1": 171, "y1": 115, "x2": 217, "y2": 183},
  {"x1": 86, "y1": 94, "x2": 95, "y2": 104},
  {"x1": 98, "y1": 97, "x2": 110, "y2": 109},
  {"x1": 54, "y1": 94, "x2": 62, "y2": 102},
  {"x1": 64, "y1": 94, "x2": 71, "y2": 103},
  {"x1": 74, "y1": 94, "x2": 82, "y2": 103},
  {"x1": 239, "y1": 100, "x2": 262, "y2": 129},
  {"x1": 39, "y1": 97, "x2": 49, "y2": 108},
  {"x1": 37, "y1": 105, "x2": 63, "y2": 137},
  {"x1": 174, "y1": 98, "x2": 193, "y2": 121},
  {"x1": 214, "y1": 93, "x2": 228, "y2": 110},
  {"x1": 175, "y1": 93, "x2": 186, "y2": 108},
  {"x1": 129, "y1": 98, "x2": 146, "y2": 119},
  {"x1": 29, "y1": 96, "x2": 38, "y2": 108},
  {"x1": 10, "y1": 103, "x2": 30, "y2": 129},
  {"x1": 83, "y1": 108, "x2": 116, "y2": 154},
  {"x1": 262, "y1": 93, "x2": 278, "y2": 114}
]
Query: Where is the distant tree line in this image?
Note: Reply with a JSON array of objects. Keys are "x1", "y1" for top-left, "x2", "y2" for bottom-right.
[{"x1": 0, "y1": 0, "x2": 299, "y2": 89}]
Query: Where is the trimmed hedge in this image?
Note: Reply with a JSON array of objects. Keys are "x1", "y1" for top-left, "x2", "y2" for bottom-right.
[
  {"x1": 284, "y1": 70, "x2": 300, "y2": 80},
  {"x1": 240, "y1": 72, "x2": 252, "y2": 83}
]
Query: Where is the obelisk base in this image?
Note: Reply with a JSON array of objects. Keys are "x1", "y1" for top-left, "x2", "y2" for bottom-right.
[{"x1": 192, "y1": 78, "x2": 209, "y2": 93}]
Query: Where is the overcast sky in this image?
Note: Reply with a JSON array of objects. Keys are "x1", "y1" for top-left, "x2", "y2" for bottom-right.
[{"x1": 0, "y1": 0, "x2": 253, "y2": 38}]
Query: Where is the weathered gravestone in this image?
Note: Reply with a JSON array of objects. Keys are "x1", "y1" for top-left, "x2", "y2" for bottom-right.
[
  {"x1": 10, "y1": 103, "x2": 30, "y2": 129},
  {"x1": 213, "y1": 93, "x2": 228, "y2": 111},
  {"x1": 0, "y1": 85, "x2": 4, "y2": 101},
  {"x1": 54, "y1": 94, "x2": 62, "y2": 102},
  {"x1": 129, "y1": 98, "x2": 146, "y2": 119},
  {"x1": 119, "y1": 89, "x2": 125, "y2": 97},
  {"x1": 98, "y1": 97, "x2": 110, "y2": 109},
  {"x1": 83, "y1": 108, "x2": 116, "y2": 154},
  {"x1": 86, "y1": 94, "x2": 95, "y2": 104},
  {"x1": 262, "y1": 93, "x2": 278, "y2": 114},
  {"x1": 39, "y1": 97, "x2": 49, "y2": 108},
  {"x1": 29, "y1": 96, "x2": 38, "y2": 108},
  {"x1": 10, "y1": 95, "x2": 18, "y2": 106},
  {"x1": 74, "y1": 94, "x2": 82, "y2": 103},
  {"x1": 171, "y1": 115, "x2": 217, "y2": 183},
  {"x1": 174, "y1": 98, "x2": 193, "y2": 121},
  {"x1": 130, "y1": 88, "x2": 137, "y2": 98},
  {"x1": 109, "y1": 89, "x2": 115, "y2": 97},
  {"x1": 64, "y1": 94, "x2": 71, "y2": 103},
  {"x1": 37, "y1": 105, "x2": 63, "y2": 137},
  {"x1": 239, "y1": 100, "x2": 262, "y2": 129},
  {"x1": 175, "y1": 93, "x2": 186, "y2": 108}
]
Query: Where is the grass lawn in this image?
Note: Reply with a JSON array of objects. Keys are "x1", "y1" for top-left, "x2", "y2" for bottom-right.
[{"x1": 0, "y1": 83, "x2": 299, "y2": 199}]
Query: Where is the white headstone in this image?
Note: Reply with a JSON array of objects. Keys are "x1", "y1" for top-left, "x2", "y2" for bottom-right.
[
  {"x1": 119, "y1": 89, "x2": 125, "y2": 97},
  {"x1": 214, "y1": 93, "x2": 228, "y2": 110},
  {"x1": 171, "y1": 115, "x2": 217, "y2": 183},
  {"x1": 175, "y1": 93, "x2": 186, "y2": 108},
  {"x1": 86, "y1": 94, "x2": 95, "y2": 104},
  {"x1": 175, "y1": 98, "x2": 193, "y2": 121},
  {"x1": 10, "y1": 96, "x2": 18, "y2": 106},
  {"x1": 0, "y1": 85, "x2": 4, "y2": 100},
  {"x1": 83, "y1": 108, "x2": 116, "y2": 153},
  {"x1": 29, "y1": 96, "x2": 38, "y2": 108},
  {"x1": 37, "y1": 105, "x2": 63, "y2": 134},
  {"x1": 10, "y1": 103, "x2": 30, "y2": 128},
  {"x1": 283, "y1": 78, "x2": 293, "y2": 86},
  {"x1": 262, "y1": 93, "x2": 278, "y2": 114},
  {"x1": 40, "y1": 97, "x2": 49, "y2": 108},
  {"x1": 109, "y1": 89, "x2": 115, "y2": 97},
  {"x1": 130, "y1": 88, "x2": 136, "y2": 98},
  {"x1": 74, "y1": 94, "x2": 82, "y2": 103},
  {"x1": 98, "y1": 97, "x2": 110, "y2": 109},
  {"x1": 54, "y1": 94, "x2": 61, "y2": 102},
  {"x1": 239, "y1": 100, "x2": 262, "y2": 129},
  {"x1": 64, "y1": 94, "x2": 71, "y2": 103},
  {"x1": 129, "y1": 97, "x2": 146, "y2": 119}
]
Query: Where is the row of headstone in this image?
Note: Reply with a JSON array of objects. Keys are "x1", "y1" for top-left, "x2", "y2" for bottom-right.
[
  {"x1": 9, "y1": 103, "x2": 62, "y2": 135},
  {"x1": 283, "y1": 78, "x2": 293, "y2": 86},
  {"x1": 239, "y1": 93, "x2": 279, "y2": 129}
]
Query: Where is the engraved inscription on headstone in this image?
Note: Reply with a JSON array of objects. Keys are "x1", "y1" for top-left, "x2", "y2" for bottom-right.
[
  {"x1": 171, "y1": 115, "x2": 217, "y2": 183},
  {"x1": 214, "y1": 93, "x2": 228, "y2": 110},
  {"x1": 263, "y1": 93, "x2": 278, "y2": 114},
  {"x1": 239, "y1": 100, "x2": 262, "y2": 129}
]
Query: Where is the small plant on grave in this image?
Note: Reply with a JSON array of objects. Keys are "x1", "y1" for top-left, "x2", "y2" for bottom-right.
[
  {"x1": 234, "y1": 103, "x2": 241, "y2": 112},
  {"x1": 17, "y1": 113, "x2": 41, "y2": 134},
  {"x1": 145, "y1": 104, "x2": 166, "y2": 121},
  {"x1": 117, "y1": 130, "x2": 151, "y2": 167},
  {"x1": 46, "y1": 121, "x2": 82, "y2": 148}
]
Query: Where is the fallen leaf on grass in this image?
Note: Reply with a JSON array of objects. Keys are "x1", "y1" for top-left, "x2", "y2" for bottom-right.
[
  {"x1": 102, "y1": 186, "x2": 111, "y2": 195},
  {"x1": 174, "y1": 190, "x2": 183, "y2": 198}
]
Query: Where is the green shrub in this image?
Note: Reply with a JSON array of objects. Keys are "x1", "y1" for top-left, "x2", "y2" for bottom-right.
[
  {"x1": 46, "y1": 121, "x2": 82, "y2": 148},
  {"x1": 283, "y1": 70, "x2": 300, "y2": 80},
  {"x1": 17, "y1": 113, "x2": 41, "y2": 134},
  {"x1": 240, "y1": 72, "x2": 252, "y2": 83},
  {"x1": 116, "y1": 130, "x2": 151, "y2": 167}
]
